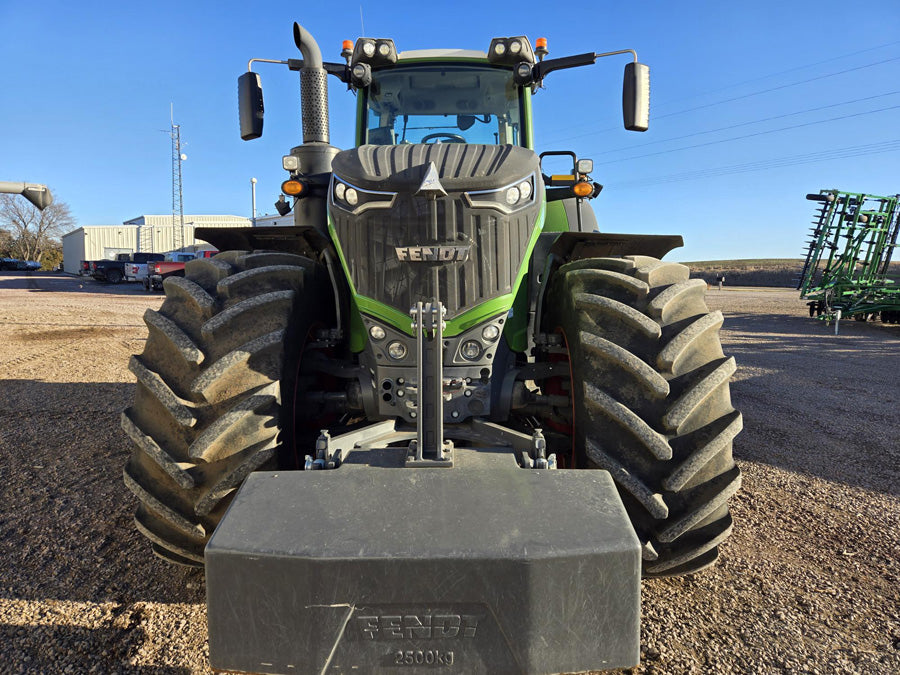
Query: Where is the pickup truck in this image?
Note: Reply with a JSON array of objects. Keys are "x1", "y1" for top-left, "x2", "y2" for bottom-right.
[
  {"x1": 147, "y1": 250, "x2": 217, "y2": 291},
  {"x1": 130, "y1": 252, "x2": 195, "y2": 288},
  {"x1": 91, "y1": 252, "x2": 164, "y2": 284}
]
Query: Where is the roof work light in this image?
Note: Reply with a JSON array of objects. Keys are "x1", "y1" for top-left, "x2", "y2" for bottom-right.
[
  {"x1": 487, "y1": 37, "x2": 535, "y2": 65},
  {"x1": 351, "y1": 38, "x2": 398, "y2": 67}
]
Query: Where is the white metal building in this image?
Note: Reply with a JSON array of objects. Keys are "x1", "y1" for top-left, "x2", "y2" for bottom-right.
[
  {"x1": 61, "y1": 215, "x2": 252, "y2": 274},
  {"x1": 254, "y1": 214, "x2": 295, "y2": 227}
]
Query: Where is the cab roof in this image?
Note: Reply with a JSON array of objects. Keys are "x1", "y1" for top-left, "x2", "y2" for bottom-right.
[{"x1": 397, "y1": 49, "x2": 488, "y2": 61}]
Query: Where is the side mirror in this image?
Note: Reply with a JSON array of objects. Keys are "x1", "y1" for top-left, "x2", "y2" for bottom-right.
[
  {"x1": 622, "y1": 62, "x2": 650, "y2": 132},
  {"x1": 274, "y1": 195, "x2": 292, "y2": 216},
  {"x1": 238, "y1": 72, "x2": 265, "y2": 140}
]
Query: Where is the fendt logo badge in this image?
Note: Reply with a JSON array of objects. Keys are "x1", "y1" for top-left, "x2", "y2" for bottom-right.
[{"x1": 395, "y1": 246, "x2": 470, "y2": 262}]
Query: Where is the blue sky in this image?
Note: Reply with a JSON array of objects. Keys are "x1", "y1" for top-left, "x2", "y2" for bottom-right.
[{"x1": 3, "y1": 0, "x2": 898, "y2": 261}]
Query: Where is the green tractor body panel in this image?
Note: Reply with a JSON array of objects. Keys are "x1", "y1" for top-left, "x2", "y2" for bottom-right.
[{"x1": 543, "y1": 200, "x2": 571, "y2": 233}]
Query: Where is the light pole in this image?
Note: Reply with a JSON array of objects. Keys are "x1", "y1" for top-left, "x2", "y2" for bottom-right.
[{"x1": 250, "y1": 177, "x2": 257, "y2": 226}]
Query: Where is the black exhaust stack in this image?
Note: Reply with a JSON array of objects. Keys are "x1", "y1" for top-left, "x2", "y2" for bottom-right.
[
  {"x1": 288, "y1": 23, "x2": 340, "y2": 227},
  {"x1": 293, "y1": 22, "x2": 330, "y2": 146}
]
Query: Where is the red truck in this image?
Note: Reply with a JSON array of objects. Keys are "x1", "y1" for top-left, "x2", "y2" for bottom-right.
[{"x1": 147, "y1": 250, "x2": 217, "y2": 291}]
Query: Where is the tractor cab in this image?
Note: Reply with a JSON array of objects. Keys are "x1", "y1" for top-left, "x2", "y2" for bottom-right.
[{"x1": 358, "y1": 55, "x2": 529, "y2": 147}]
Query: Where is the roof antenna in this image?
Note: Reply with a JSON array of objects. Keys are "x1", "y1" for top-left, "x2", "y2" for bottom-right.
[{"x1": 359, "y1": 5, "x2": 365, "y2": 36}]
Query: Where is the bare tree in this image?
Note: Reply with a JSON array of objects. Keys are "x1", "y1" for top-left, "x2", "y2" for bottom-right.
[
  {"x1": 0, "y1": 193, "x2": 75, "y2": 263},
  {"x1": 0, "y1": 228, "x2": 14, "y2": 258}
]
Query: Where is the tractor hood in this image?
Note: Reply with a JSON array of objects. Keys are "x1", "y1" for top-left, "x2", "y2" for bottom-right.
[
  {"x1": 331, "y1": 143, "x2": 539, "y2": 193},
  {"x1": 327, "y1": 143, "x2": 544, "y2": 328}
]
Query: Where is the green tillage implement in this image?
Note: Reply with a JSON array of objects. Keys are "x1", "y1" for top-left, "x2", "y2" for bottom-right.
[{"x1": 798, "y1": 189, "x2": 900, "y2": 322}]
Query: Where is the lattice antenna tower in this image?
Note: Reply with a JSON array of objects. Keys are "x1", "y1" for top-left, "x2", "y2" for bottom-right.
[{"x1": 170, "y1": 104, "x2": 185, "y2": 251}]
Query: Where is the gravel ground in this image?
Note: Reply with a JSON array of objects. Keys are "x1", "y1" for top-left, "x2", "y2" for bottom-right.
[{"x1": 0, "y1": 272, "x2": 897, "y2": 674}]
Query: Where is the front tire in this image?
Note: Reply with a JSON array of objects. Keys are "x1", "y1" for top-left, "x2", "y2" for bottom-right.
[
  {"x1": 122, "y1": 250, "x2": 331, "y2": 565},
  {"x1": 541, "y1": 255, "x2": 741, "y2": 577}
]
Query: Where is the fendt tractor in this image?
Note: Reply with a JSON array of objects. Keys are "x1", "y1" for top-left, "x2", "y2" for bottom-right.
[{"x1": 122, "y1": 23, "x2": 742, "y2": 673}]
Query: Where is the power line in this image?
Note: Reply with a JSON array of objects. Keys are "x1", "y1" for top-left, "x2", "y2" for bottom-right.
[
  {"x1": 654, "y1": 56, "x2": 900, "y2": 122},
  {"x1": 596, "y1": 91, "x2": 900, "y2": 155},
  {"x1": 542, "y1": 54, "x2": 900, "y2": 146},
  {"x1": 613, "y1": 146, "x2": 900, "y2": 189},
  {"x1": 616, "y1": 139, "x2": 899, "y2": 184},
  {"x1": 593, "y1": 104, "x2": 900, "y2": 165},
  {"x1": 653, "y1": 39, "x2": 900, "y2": 109},
  {"x1": 609, "y1": 140, "x2": 900, "y2": 189},
  {"x1": 622, "y1": 140, "x2": 900, "y2": 185}
]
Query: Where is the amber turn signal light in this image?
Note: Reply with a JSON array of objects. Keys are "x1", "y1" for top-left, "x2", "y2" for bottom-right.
[
  {"x1": 573, "y1": 181, "x2": 593, "y2": 197},
  {"x1": 281, "y1": 180, "x2": 306, "y2": 196}
]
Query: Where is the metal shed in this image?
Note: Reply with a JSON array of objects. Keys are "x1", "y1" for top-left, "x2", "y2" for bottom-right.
[{"x1": 61, "y1": 215, "x2": 251, "y2": 274}]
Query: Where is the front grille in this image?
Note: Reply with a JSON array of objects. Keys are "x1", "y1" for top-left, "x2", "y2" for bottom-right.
[{"x1": 332, "y1": 194, "x2": 537, "y2": 319}]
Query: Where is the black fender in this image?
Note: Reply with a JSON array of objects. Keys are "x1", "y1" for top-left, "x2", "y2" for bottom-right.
[
  {"x1": 195, "y1": 225, "x2": 349, "y2": 341},
  {"x1": 528, "y1": 231, "x2": 684, "y2": 348},
  {"x1": 548, "y1": 231, "x2": 683, "y2": 262},
  {"x1": 194, "y1": 225, "x2": 335, "y2": 258}
]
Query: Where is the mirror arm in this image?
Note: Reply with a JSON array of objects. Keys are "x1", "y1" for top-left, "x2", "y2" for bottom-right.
[
  {"x1": 287, "y1": 59, "x2": 349, "y2": 82},
  {"x1": 247, "y1": 57, "x2": 289, "y2": 71},
  {"x1": 533, "y1": 52, "x2": 597, "y2": 81},
  {"x1": 533, "y1": 49, "x2": 639, "y2": 83},
  {"x1": 594, "y1": 49, "x2": 638, "y2": 63},
  {"x1": 246, "y1": 58, "x2": 350, "y2": 83}
]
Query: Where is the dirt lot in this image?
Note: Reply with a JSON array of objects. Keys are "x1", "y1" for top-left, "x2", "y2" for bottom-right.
[{"x1": 1, "y1": 272, "x2": 898, "y2": 674}]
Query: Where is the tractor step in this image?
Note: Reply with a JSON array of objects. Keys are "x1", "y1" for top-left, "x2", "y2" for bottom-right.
[{"x1": 206, "y1": 451, "x2": 641, "y2": 674}]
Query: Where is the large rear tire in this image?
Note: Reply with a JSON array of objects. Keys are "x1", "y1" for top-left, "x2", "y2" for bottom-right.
[
  {"x1": 542, "y1": 255, "x2": 741, "y2": 577},
  {"x1": 122, "y1": 250, "x2": 331, "y2": 565}
]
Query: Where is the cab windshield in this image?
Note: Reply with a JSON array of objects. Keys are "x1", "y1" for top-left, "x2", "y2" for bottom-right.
[{"x1": 362, "y1": 64, "x2": 523, "y2": 146}]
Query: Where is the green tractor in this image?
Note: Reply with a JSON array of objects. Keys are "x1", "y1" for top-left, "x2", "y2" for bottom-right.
[{"x1": 122, "y1": 23, "x2": 741, "y2": 673}]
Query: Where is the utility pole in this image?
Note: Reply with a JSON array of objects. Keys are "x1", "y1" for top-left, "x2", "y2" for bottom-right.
[
  {"x1": 251, "y1": 177, "x2": 257, "y2": 226},
  {"x1": 171, "y1": 103, "x2": 186, "y2": 251}
]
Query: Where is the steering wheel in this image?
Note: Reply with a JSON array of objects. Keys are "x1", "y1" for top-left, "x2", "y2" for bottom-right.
[{"x1": 420, "y1": 133, "x2": 466, "y2": 144}]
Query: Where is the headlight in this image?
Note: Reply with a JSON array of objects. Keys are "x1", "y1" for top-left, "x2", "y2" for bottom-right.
[
  {"x1": 460, "y1": 340, "x2": 483, "y2": 361},
  {"x1": 331, "y1": 175, "x2": 396, "y2": 213},
  {"x1": 465, "y1": 177, "x2": 536, "y2": 213},
  {"x1": 369, "y1": 325, "x2": 386, "y2": 341},
  {"x1": 482, "y1": 325, "x2": 500, "y2": 341},
  {"x1": 387, "y1": 341, "x2": 408, "y2": 360}
]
